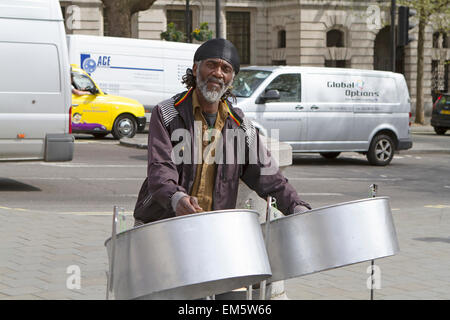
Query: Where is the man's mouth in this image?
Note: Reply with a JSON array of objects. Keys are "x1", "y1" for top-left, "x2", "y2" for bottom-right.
[{"x1": 207, "y1": 78, "x2": 224, "y2": 89}]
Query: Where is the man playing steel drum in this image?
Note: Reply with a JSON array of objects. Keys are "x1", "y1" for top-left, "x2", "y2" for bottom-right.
[{"x1": 133, "y1": 38, "x2": 311, "y2": 226}]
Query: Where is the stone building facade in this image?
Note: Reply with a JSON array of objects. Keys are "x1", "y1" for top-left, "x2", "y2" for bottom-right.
[{"x1": 59, "y1": 0, "x2": 449, "y2": 116}]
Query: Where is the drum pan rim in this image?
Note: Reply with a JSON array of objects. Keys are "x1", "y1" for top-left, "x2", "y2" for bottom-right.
[
  {"x1": 274, "y1": 196, "x2": 391, "y2": 221},
  {"x1": 105, "y1": 198, "x2": 391, "y2": 246},
  {"x1": 104, "y1": 208, "x2": 260, "y2": 247}
]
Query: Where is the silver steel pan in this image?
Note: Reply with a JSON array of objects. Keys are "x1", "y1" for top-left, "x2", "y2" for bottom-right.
[
  {"x1": 263, "y1": 197, "x2": 399, "y2": 282},
  {"x1": 104, "y1": 209, "x2": 271, "y2": 300}
]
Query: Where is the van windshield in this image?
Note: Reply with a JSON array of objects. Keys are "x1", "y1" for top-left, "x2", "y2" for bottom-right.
[{"x1": 232, "y1": 70, "x2": 271, "y2": 97}]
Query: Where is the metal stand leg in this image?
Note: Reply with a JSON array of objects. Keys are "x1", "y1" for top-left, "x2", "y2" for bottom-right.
[
  {"x1": 106, "y1": 206, "x2": 119, "y2": 300},
  {"x1": 369, "y1": 184, "x2": 378, "y2": 301},
  {"x1": 259, "y1": 196, "x2": 272, "y2": 300}
]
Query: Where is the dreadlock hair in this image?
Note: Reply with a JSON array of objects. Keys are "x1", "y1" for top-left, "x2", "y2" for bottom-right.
[{"x1": 181, "y1": 61, "x2": 237, "y2": 104}]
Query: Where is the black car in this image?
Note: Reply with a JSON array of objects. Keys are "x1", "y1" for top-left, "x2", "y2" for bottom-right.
[{"x1": 431, "y1": 93, "x2": 450, "y2": 135}]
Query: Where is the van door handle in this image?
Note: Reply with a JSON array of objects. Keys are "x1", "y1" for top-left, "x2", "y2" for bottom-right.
[
  {"x1": 311, "y1": 105, "x2": 319, "y2": 110},
  {"x1": 72, "y1": 104, "x2": 79, "y2": 107},
  {"x1": 295, "y1": 105, "x2": 304, "y2": 110}
]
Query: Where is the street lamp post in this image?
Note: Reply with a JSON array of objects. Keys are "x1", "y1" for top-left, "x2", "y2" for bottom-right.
[
  {"x1": 216, "y1": 0, "x2": 221, "y2": 38},
  {"x1": 391, "y1": 0, "x2": 396, "y2": 72},
  {"x1": 185, "y1": 0, "x2": 191, "y2": 43}
]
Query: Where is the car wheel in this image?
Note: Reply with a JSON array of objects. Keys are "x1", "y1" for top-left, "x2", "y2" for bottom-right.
[
  {"x1": 433, "y1": 127, "x2": 447, "y2": 135},
  {"x1": 367, "y1": 134, "x2": 395, "y2": 166},
  {"x1": 112, "y1": 114, "x2": 137, "y2": 139},
  {"x1": 92, "y1": 133, "x2": 108, "y2": 139},
  {"x1": 319, "y1": 152, "x2": 341, "y2": 159}
]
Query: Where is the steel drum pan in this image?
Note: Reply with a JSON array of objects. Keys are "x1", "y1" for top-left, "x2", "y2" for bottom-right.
[
  {"x1": 104, "y1": 209, "x2": 272, "y2": 300},
  {"x1": 263, "y1": 197, "x2": 399, "y2": 282},
  {"x1": 105, "y1": 197, "x2": 399, "y2": 299}
]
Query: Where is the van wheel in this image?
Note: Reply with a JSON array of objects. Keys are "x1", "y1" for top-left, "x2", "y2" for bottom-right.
[
  {"x1": 320, "y1": 152, "x2": 341, "y2": 159},
  {"x1": 367, "y1": 134, "x2": 394, "y2": 166},
  {"x1": 112, "y1": 114, "x2": 137, "y2": 139},
  {"x1": 434, "y1": 127, "x2": 447, "y2": 135}
]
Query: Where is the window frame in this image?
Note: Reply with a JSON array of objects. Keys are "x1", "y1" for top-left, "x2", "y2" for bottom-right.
[{"x1": 226, "y1": 11, "x2": 251, "y2": 65}]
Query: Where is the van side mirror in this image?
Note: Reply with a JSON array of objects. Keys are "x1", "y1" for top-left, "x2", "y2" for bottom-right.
[{"x1": 256, "y1": 89, "x2": 280, "y2": 104}]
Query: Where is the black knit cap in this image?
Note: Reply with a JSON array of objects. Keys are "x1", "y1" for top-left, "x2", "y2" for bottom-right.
[{"x1": 193, "y1": 38, "x2": 240, "y2": 74}]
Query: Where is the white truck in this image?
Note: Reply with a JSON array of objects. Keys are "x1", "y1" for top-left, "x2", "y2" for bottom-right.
[
  {"x1": 0, "y1": 0, "x2": 74, "y2": 162},
  {"x1": 66, "y1": 35, "x2": 200, "y2": 120},
  {"x1": 233, "y1": 66, "x2": 413, "y2": 166}
]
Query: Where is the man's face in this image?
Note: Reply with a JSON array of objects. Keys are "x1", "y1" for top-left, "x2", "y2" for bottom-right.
[{"x1": 193, "y1": 58, "x2": 234, "y2": 103}]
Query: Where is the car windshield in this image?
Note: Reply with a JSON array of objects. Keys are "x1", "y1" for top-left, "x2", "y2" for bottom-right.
[{"x1": 232, "y1": 70, "x2": 271, "y2": 97}]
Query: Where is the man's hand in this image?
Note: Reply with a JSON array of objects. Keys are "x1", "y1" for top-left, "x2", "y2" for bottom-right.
[
  {"x1": 175, "y1": 196, "x2": 203, "y2": 216},
  {"x1": 294, "y1": 205, "x2": 311, "y2": 215}
]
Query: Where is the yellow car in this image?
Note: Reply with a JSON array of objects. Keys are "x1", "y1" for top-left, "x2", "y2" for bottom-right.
[{"x1": 70, "y1": 64, "x2": 146, "y2": 139}]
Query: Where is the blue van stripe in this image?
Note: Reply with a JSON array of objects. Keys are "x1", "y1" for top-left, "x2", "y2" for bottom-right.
[{"x1": 109, "y1": 66, "x2": 163, "y2": 72}]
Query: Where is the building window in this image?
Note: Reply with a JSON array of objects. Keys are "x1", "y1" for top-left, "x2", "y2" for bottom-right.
[
  {"x1": 433, "y1": 32, "x2": 448, "y2": 49},
  {"x1": 433, "y1": 32, "x2": 440, "y2": 48},
  {"x1": 277, "y1": 30, "x2": 286, "y2": 48},
  {"x1": 103, "y1": 9, "x2": 109, "y2": 36},
  {"x1": 272, "y1": 60, "x2": 286, "y2": 66},
  {"x1": 325, "y1": 60, "x2": 349, "y2": 68},
  {"x1": 167, "y1": 9, "x2": 193, "y2": 36},
  {"x1": 326, "y1": 29, "x2": 345, "y2": 47},
  {"x1": 226, "y1": 11, "x2": 250, "y2": 65}
]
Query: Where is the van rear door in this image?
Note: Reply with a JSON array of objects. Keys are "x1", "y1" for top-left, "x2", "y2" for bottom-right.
[{"x1": 0, "y1": 40, "x2": 63, "y2": 159}]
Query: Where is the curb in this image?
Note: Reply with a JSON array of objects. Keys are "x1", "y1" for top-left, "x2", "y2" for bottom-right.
[
  {"x1": 398, "y1": 149, "x2": 450, "y2": 155},
  {"x1": 119, "y1": 138, "x2": 148, "y2": 149}
]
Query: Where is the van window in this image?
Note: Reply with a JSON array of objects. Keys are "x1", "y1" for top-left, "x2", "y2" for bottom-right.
[
  {"x1": 0, "y1": 42, "x2": 60, "y2": 93},
  {"x1": 232, "y1": 70, "x2": 271, "y2": 97},
  {"x1": 265, "y1": 73, "x2": 301, "y2": 102},
  {"x1": 72, "y1": 72, "x2": 96, "y2": 91}
]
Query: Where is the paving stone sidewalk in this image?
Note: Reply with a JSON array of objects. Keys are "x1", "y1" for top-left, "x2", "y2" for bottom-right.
[{"x1": 1, "y1": 204, "x2": 449, "y2": 300}]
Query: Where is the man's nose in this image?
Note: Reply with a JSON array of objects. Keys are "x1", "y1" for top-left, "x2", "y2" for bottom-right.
[{"x1": 211, "y1": 68, "x2": 224, "y2": 79}]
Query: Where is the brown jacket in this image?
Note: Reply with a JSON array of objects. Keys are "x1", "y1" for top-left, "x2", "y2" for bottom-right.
[{"x1": 133, "y1": 89, "x2": 311, "y2": 223}]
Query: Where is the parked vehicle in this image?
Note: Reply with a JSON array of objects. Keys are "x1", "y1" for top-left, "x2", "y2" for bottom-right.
[
  {"x1": 0, "y1": 0, "x2": 74, "y2": 162},
  {"x1": 232, "y1": 66, "x2": 413, "y2": 166},
  {"x1": 71, "y1": 65, "x2": 146, "y2": 139},
  {"x1": 66, "y1": 34, "x2": 200, "y2": 121},
  {"x1": 431, "y1": 93, "x2": 450, "y2": 135}
]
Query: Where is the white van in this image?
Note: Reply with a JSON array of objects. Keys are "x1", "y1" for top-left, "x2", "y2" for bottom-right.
[
  {"x1": 233, "y1": 66, "x2": 413, "y2": 166},
  {"x1": 0, "y1": 0, "x2": 74, "y2": 162},
  {"x1": 66, "y1": 35, "x2": 200, "y2": 119}
]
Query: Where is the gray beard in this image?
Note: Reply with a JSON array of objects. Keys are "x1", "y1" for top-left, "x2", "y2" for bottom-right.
[{"x1": 196, "y1": 68, "x2": 230, "y2": 104}]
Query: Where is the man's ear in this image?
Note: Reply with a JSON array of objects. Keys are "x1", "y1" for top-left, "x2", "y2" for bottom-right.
[{"x1": 192, "y1": 62, "x2": 198, "y2": 75}]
